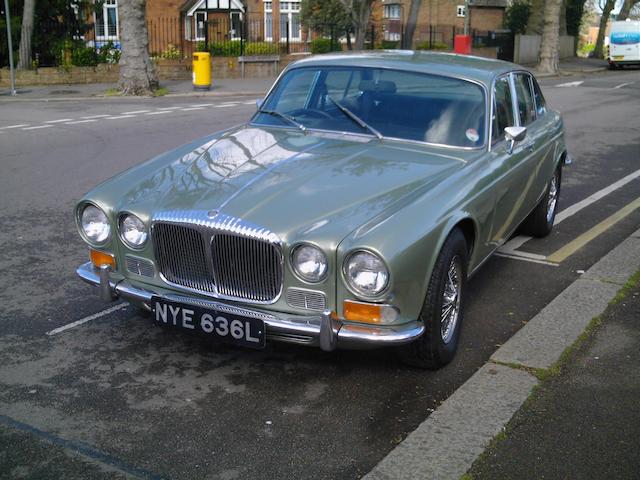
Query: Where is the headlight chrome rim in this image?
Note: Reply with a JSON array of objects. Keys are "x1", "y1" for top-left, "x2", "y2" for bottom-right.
[
  {"x1": 118, "y1": 212, "x2": 148, "y2": 250},
  {"x1": 290, "y1": 243, "x2": 329, "y2": 284},
  {"x1": 343, "y1": 249, "x2": 390, "y2": 299},
  {"x1": 76, "y1": 202, "x2": 112, "y2": 247}
]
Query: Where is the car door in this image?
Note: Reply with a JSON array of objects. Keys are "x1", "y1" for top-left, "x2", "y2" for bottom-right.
[{"x1": 485, "y1": 73, "x2": 536, "y2": 247}]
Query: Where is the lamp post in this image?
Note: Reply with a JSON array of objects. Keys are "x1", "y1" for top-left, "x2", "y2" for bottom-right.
[
  {"x1": 3, "y1": 0, "x2": 17, "y2": 95},
  {"x1": 463, "y1": 0, "x2": 471, "y2": 36}
]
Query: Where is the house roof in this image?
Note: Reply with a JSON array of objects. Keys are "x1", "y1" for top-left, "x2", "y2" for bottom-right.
[{"x1": 470, "y1": 0, "x2": 509, "y2": 8}]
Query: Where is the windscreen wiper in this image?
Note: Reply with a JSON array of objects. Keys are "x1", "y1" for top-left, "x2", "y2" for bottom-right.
[
  {"x1": 257, "y1": 109, "x2": 306, "y2": 132},
  {"x1": 328, "y1": 96, "x2": 383, "y2": 140}
]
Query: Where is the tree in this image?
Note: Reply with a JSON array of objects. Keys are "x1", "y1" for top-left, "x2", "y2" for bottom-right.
[
  {"x1": 566, "y1": 0, "x2": 587, "y2": 53},
  {"x1": 17, "y1": 0, "x2": 34, "y2": 69},
  {"x1": 402, "y1": 0, "x2": 422, "y2": 49},
  {"x1": 504, "y1": 0, "x2": 531, "y2": 34},
  {"x1": 339, "y1": 0, "x2": 374, "y2": 50},
  {"x1": 117, "y1": 0, "x2": 158, "y2": 95},
  {"x1": 618, "y1": 0, "x2": 640, "y2": 20},
  {"x1": 300, "y1": 0, "x2": 353, "y2": 48},
  {"x1": 593, "y1": 0, "x2": 615, "y2": 58},
  {"x1": 536, "y1": 0, "x2": 563, "y2": 74}
]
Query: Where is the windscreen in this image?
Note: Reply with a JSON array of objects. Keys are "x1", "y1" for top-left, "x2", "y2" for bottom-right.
[{"x1": 253, "y1": 66, "x2": 486, "y2": 148}]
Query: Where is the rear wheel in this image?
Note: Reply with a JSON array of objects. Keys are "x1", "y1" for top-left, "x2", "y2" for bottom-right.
[
  {"x1": 519, "y1": 167, "x2": 561, "y2": 238},
  {"x1": 397, "y1": 229, "x2": 468, "y2": 369}
]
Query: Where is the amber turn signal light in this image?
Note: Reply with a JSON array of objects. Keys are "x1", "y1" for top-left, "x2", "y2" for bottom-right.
[
  {"x1": 90, "y1": 249, "x2": 116, "y2": 269},
  {"x1": 343, "y1": 300, "x2": 398, "y2": 324}
]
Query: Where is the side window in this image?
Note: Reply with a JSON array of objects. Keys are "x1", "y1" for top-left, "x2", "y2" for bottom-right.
[
  {"x1": 532, "y1": 77, "x2": 547, "y2": 116},
  {"x1": 492, "y1": 75, "x2": 515, "y2": 143},
  {"x1": 513, "y1": 73, "x2": 536, "y2": 126}
]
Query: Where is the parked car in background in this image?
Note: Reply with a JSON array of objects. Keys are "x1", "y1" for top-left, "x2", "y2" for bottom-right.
[
  {"x1": 609, "y1": 20, "x2": 640, "y2": 69},
  {"x1": 75, "y1": 51, "x2": 570, "y2": 368}
]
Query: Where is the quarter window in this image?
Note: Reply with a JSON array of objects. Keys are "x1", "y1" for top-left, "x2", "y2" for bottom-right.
[
  {"x1": 492, "y1": 75, "x2": 515, "y2": 143},
  {"x1": 532, "y1": 77, "x2": 547, "y2": 116},
  {"x1": 513, "y1": 73, "x2": 536, "y2": 126}
]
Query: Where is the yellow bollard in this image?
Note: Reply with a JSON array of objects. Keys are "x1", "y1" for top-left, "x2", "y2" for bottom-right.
[{"x1": 192, "y1": 51, "x2": 211, "y2": 90}]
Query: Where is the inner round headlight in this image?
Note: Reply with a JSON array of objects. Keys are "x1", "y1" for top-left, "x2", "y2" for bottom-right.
[
  {"x1": 344, "y1": 250, "x2": 389, "y2": 297},
  {"x1": 119, "y1": 214, "x2": 148, "y2": 249},
  {"x1": 80, "y1": 204, "x2": 111, "y2": 244},
  {"x1": 291, "y1": 244, "x2": 328, "y2": 283}
]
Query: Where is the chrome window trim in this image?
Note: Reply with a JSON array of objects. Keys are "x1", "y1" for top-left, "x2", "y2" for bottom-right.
[{"x1": 151, "y1": 210, "x2": 284, "y2": 305}]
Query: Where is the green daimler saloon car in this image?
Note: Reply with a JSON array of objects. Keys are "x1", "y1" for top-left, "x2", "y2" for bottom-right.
[{"x1": 76, "y1": 51, "x2": 570, "y2": 368}]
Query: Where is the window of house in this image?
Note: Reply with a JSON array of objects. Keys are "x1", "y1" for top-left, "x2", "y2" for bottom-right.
[
  {"x1": 195, "y1": 11, "x2": 207, "y2": 41},
  {"x1": 383, "y1": 4, "x2": 401, "y2": 19},
  {"x1": 457, "y1": 5, "x2": 466, "y2": 17},
  {"x1": 230, "y1": 11, "x2": 242, "y2": 39},
  {"x1": 278, "y1": 1, "x2": 302, "y2": 41},
  {"x1": 96, "y1": 0, "x2": 118, "y2": 40}
]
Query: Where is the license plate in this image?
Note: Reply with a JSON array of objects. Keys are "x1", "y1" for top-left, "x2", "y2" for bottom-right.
[
  {"x1": 613, "y1": 55, "x2": 624, "y2": 60},
  {"x1": 151, "y1": 297, "x2": 265, "y2": 349}
]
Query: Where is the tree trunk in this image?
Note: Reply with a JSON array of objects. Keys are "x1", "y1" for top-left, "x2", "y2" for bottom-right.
[
  {"x1": 18, "y1": 0, "x2": 35, "y2": 70},
  {"x1": 117, "y1": 0, "x2": 159, "y2": 95},
  {"x1": 593, "y1": 0, "x2": 615, "y2": 59},
  {"x1": 536, "y1": 0, "x2": 563, "y2": 74},
  {"x1": 618, "y1": 0, "x2": 639, "y2": 20},
  {"x1": 402, "y1": 0, "x2": 422, "y2": 49},
  {"x1": 526, "y1": 0, "x2": 546, "y2": 34},
  {"x1": 344, "y1": 0, "x2": 373, "y2": 50}
]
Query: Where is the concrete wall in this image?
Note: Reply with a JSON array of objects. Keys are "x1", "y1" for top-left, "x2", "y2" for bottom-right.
[
  {"x1": 0, "y1": 55, "x2": 302, "y2": 87},
  {"x1": 514, "y1": 35, "x2": 575, "y2": 65}
]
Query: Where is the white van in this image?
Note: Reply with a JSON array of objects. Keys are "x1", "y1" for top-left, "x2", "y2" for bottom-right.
[{"x1": 609, "y1": 20, "x2": 640, "y2": 69}]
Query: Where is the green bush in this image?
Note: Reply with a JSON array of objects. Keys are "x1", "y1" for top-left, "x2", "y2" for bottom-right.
[
  {"x1": 97, "y1": 41, "x2": 121, "y2": 64},
  {"x1": 195, "y1": 41, "x2": 208, "y2": 52},
  {"x1": 245, "y1": 42, "x2": 280, "y2": 55},
  {"x1": 72, "y1": 45, "x2": 98, "y2": 66},
  {"x1": 311, "y1": 38, "x2": 340, "y2": 54},
  {"x1": 504, "y1": 0, "x2": 530, "y2": 34},
  {"x1": 210, "y1": 41, "x2": 242, "y2": 56},
  {"x1": 379, "y1": 40, "x2": 399, "y2": 49},
  {"x1": 160, "y1": 43, "x2": 182, "y2": 59},
  {"x1": 415, "y1": 41, "x2": 449, "y2": 51}
]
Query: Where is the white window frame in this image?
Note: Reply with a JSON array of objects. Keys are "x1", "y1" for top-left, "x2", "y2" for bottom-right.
[
  {"x1": 95, "y1": 0, "x2": 119, "y2": 41},
  {"x1": 457, "y1": 5, "x2": 466, "y2": 18},
  {"x1": 194, "y1": 11, "x2": 208, "y2": 41},
  {"x1": 383, "y1": 4, "x2": 401, "y2": 19},
  {"x1": 264, "y1": 0, "x2": 301, "y2": 41}
]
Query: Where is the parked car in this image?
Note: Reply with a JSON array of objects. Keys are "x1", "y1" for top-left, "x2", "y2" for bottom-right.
[
  {"x1": 76, "y1": 51, "x2": 570, "y2": 368},
  {"x1": 608, "y1": 20, "x2": 640, "y2": 69}
]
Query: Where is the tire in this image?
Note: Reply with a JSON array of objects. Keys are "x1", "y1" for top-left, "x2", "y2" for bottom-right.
[
  {"x1": 519, "y1": 167, "x2": 561, "y2": 238},
  {"x1": 397, "y1": 229, "x2": 468, "y2": 369}
]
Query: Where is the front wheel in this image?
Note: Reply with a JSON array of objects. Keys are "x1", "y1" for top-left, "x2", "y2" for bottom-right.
[{"x1": 397, "y1": 229, "x2": 468, "y2": 369}]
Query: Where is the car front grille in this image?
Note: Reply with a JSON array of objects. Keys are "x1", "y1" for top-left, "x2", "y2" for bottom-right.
[{"x1": 151, "y1": 213, "x2": 283, "y2": 303}]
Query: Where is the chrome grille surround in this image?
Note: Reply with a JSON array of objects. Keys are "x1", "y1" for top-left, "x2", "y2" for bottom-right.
[
  {"x1": 151, "y1": 211, "x2": 283, "y2": 304},
  {"x1": 125, "y1": 255, "x2": 155, "y2": 278},
  {"x1": 286, "y1": 288, "x2": 327, "y2": 311}
]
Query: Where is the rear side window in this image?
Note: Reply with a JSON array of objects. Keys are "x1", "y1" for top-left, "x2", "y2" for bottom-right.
[
  {"x1": 492, "y1": 75, "x2": 514, "y2": 142},
  {"x1": 513, "y1": 73, "x2": 536, "y2": 126}
]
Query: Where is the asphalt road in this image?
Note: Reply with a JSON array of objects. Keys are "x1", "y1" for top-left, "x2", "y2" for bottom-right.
[{"x1": 0, "y1": 68, "x2": 639, "y2": 480}]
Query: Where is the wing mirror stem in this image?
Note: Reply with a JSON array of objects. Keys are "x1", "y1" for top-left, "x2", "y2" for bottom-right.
[{"x1": 504, "y1": 126, "x2": 527, "y2": 154}]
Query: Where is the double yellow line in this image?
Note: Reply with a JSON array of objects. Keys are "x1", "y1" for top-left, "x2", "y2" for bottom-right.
[{"x1": 547, "y1": 197, "x2": 640, "y2": 263}]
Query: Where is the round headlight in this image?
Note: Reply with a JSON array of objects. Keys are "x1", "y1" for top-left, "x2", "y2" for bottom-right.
[
  {"x1": 80, "y1": 204, "x2": 111, "y2": 244},
  {"x1": 344, "y1": 250, "x2": 389, "y2": 297},
  {"x1": 119, "y1": 214, "x2": 148, "y2": 249},
  {"x1": 291, "y1": 244, "x2": 328, "y2": 283}
]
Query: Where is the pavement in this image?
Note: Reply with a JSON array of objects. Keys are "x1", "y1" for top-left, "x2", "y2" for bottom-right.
[
  {"x1": 0, "y1": 67, "x2": 638, "y2": 479},
  {"x1": 0, "y1": 57, "x2": 611, "y2": 101},
  {"x1": 469, "y1": 268, "x2": 640, "y2": 480}
]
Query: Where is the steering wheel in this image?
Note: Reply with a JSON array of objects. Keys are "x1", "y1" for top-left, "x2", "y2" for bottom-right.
[{"x1": 288, "y1": 108, "x2": 333, "y2": 120}]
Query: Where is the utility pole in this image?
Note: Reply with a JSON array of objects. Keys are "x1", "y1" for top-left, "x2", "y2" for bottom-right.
[
  {"x1": 463, "y1": 0, "x2": 470, "y2": 36},
  {"x1": 3, "y1": 0, "x2": 17, "y2": 95}
]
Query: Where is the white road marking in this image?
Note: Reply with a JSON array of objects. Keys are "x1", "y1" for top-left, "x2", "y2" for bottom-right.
[
  {"x1": 121, "y1": 110, "x2": 150, "y2": 115},
  {"x1": 499, "y1": 167, "x2": 640, "y2": 256},
  {"x1": 81, "y1": 114, "x2": 110, "y2": 119},
  {"x1": 65, "y1": 119, "x2": 98, "y2": 125},
  {"x1": 556, "y1": 81, "x2": 584, "y2": 88},
  {"x1": 191, "y1": 103, "x2": 214, "y2": 107},
  {"x1": 145, "y1": 110, "x2": 172, "y2": 115},
  {"x1": 0, "y1": 124, "x2": 29, "y2": 129},
  {"x1": 213, "y1": 104, "x2": 236, "y2": 108},
  {"x1": 22, "y1": 125, "x2": 53, "y2": 130},
  {"x1": 613, "y1": 82, "x2": 633, "y2": 89},
  {"x1": 105, "y1": 115, "x2": 136, "y2": 120},
  {"x1": 45, "y1": 118, "x2": 73, "y2": 124},
  {"x1": 494, "y1": 252, "x2": 559, "y2": 266},
  {"x1": 180, "y1": 107, "x2": 205, "y2": 111},
  {"x1": 46, "y1": 303, "x2": 127, "y2": 336},
  {"x1": 243, "y1": 100, "x2": 258, "y2": 105},
  {"x1": 157, "y1": 106, "x2": 181, "y2": 110}
]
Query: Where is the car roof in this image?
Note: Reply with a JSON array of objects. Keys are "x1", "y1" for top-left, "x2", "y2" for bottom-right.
[{"x1": 287, "y1": 50, "x2": 518, "y2": 86}]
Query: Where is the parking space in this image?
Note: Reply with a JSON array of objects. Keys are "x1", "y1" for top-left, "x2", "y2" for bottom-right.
[{"x1": 1, "y1": 69, "x2": 639, "y2": 479}]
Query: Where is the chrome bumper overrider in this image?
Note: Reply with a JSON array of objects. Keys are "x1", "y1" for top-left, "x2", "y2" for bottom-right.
[{"x1": 76, "y1": 262, "x2": 424, "y2": 351}]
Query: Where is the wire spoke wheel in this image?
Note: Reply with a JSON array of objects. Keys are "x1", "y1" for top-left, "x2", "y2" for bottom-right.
[{"x1": 440, "y1": 255, "x2": 462, "y2": 344}]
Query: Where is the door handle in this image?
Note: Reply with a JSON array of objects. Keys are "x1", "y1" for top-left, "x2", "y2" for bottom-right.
[{"x1": 522, "y1": 142, "x2": 535, "y2": 152}]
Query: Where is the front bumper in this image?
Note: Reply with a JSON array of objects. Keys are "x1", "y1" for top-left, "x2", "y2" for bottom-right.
[{"x1": 76, "y1": 262, "x2": 424, "y2": 351}]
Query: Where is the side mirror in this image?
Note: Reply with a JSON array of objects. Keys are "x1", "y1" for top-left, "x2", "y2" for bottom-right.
[
  {"x1": 504, "y1": 126, "x2": 527, "y2": 154},
  {"x1": 255, "y1": 98, "x2": 264, "y2": 109}
]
